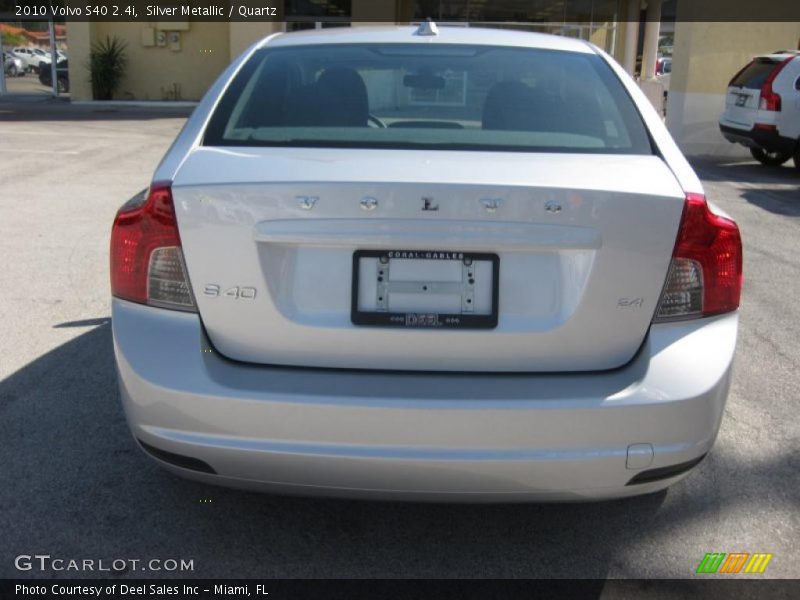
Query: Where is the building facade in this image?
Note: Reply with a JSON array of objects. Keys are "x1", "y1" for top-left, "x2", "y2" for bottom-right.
[
  {"x1": 64, "y1": 0, "x2": 800, "y2": 155},
  {"x1": 65, "y1": 0, "x2": 629, "y2": 103}
]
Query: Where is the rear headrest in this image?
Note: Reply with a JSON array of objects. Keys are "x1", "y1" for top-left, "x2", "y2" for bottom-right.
[
  {"x1": 483, "y1": 79, "x2": 605, "y2": 138},
  {"x1": 482, "y1": 81, "x2": 542, "y2": 131},
  {"x1": 314, "y1": 67, "x2": 369, "y2": 127},
  {"x1": 238, "y1": 60, "x2": 300, "y2": 128}
]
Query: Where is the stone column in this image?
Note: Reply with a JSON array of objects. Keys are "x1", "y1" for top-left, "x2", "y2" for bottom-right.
[
  {"x1": 622, "y1": 0, "x2": 641, "y2": 76},
  {"x1": 641, "y1": 0, "x2": 662, "y2": 80}
]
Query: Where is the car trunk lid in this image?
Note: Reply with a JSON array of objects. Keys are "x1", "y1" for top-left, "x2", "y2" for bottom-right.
[{"x1": 172, "y1": 147, "x2": 685, "y2": 372}]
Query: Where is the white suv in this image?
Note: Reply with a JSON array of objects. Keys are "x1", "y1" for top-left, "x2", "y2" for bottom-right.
[
  {"x1": 10, "y1": 47, "x2": 38, "y2": 72},
  {"x1": 11, "y1": 47, "x2": 51, "y2": 72},
  {"x1": 719, "y1": 51, "x2": 800, "y2": 169}
]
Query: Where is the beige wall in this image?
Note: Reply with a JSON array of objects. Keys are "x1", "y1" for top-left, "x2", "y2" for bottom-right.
[
  {"x1": 229, "y1": 22, "x2": 284, "y2": 61},
  {"x1": 98, "y1": 21, "x2": 230, "y2": 101},
  {"x1": 666, "y1": 19, "x2": 800, "y2": 155},
  {"x1": 670, "y1": 21, "x2": 800, "y2": 97},
  {"x1": 70, "y1": 21, "x2": 231, "y2": 101}
]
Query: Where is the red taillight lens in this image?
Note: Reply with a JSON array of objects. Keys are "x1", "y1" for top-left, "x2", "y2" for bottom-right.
[
  {"x1": 655, "y1": 194, "x2": 742, "y2": 321},
  {"x1": 110, "y1": 183, "x2": 196, "y2": 310},
  {"x1": 758, "y1": 56, "x2": 792, "y2": 111},
  {"x1": 759, "y1": 86, "x2": 781, "y2": 111}
]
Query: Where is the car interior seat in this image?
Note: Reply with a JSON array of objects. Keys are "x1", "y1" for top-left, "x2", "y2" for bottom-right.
[
  {"x1": 482, "y1": 80, "x2": 557, "y2": 131},
  {"x1": 238, "y1": 59, "x2": 301, "y2": 128},
  {"x1": 288, "y1": 67, "x2": 369, "y2": 127}
]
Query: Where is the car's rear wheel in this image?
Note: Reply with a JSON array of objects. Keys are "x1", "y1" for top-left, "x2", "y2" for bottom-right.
[
  {"x1": 750, "y1": 147, "x2": 791, "y2": 166},
  {"x1": 57, "y1": 77, "x2": 69, "y2": 94},
  {"x1": 793, "y1": 149, "x2": 800, "y2": 172},
  {"x1": 8, "y1": 64, "x2": 18, "y2": 77}
]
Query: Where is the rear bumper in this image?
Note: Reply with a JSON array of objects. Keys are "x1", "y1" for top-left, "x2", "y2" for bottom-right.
[
  {"x1": 719, "y1": 122, "x2": 797, "y2": 155},
  {"x1": 113, "y1": 300, "x2": 736, "y2": 502}
]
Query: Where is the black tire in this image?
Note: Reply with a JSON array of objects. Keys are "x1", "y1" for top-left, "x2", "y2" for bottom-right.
[
  {"x1": 793, "y1": 151, "x2": 800, "y2": 172},
  {"x1": 750, "y1": 147, "x2": 791, "y2": 166},
  {"x1": 8, "y1": 64, "x2": 18, "y2": 77},
  {"x1": 57, "y1": 77, "x2": 69, "y2": 94}
]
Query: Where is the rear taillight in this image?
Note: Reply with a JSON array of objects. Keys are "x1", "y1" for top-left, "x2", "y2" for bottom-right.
[
  {"x1": 654, "y1": 194, "x2": 742, "y2": 322},
  {"x1": 110, "y1": 182, "x2": 196, "y2": 311},
  {"x1": 758, "y1": 56, "x2": 792, "y2": 111}
]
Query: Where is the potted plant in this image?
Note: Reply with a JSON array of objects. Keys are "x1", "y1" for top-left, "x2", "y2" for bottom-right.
[{"x1": 89, "y1": 36, "x2": 127, "y2": 100}]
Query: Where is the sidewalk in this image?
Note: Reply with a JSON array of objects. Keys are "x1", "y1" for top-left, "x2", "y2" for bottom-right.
[{"x1": 0, "y1": 95, "x2": 195, "y2": 121}]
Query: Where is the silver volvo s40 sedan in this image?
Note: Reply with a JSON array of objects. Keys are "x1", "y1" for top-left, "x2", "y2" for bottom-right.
[{"x1": 110, "y1": 25, "x2": 742, "y2": 501}]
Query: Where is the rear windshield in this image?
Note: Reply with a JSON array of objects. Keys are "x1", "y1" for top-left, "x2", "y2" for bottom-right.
[
  {"x1": 730, "y1": 58, "x2": 780, "y2": 89},
  {"x1": 204, "y1": 43, "x2": 652, "y2": 155}
]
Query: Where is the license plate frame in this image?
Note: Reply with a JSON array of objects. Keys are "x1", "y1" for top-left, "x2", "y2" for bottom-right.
[{"x1": 351, "y1": 249, "x2": 499, "y2": 329}]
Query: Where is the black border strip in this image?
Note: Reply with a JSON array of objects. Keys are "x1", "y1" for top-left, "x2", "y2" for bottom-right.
[
  {"x1": 2, "y1": 579, "x2": 799, "y2": 599},
  {"x1": 5, "y1": 0, "x2": 800, "y2": 22},
  {"x1": 351, "y1": 249, "x2": 499, "y2": 330}
]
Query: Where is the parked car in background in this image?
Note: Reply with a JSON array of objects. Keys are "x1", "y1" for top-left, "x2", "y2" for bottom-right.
[
  {"x1": 3, "y1": 51, "x2": 26, "y2": 77},
  {"x1": 10, "y1": 47, "x2": 39, "y2": 72},
  {"x1": 31, "y1": 47, "x2": 51, "y2": 66},
  {"x1": 10, "y1": 47, "x2": 56, "y2": 73},
  {"x1": 719, "y1": 51, "x2": 800, "y2": 169},
  {"x1": 38, "y1": 59, "x2": 69, "y2": 93},
  {"x1": 112, "y1": 25, "x2": 741, "y2": 502},
  {"x1": 656, "y1": 57, "x2": 672, "y2": 89},
  {"x1": 656, "y1": 56, "x2": 672, "y2": 111}
]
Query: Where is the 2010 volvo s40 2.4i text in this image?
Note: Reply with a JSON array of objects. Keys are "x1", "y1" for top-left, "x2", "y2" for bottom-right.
[{"x1": 110, "y1": 25, "x2": 742, "y2": 501}]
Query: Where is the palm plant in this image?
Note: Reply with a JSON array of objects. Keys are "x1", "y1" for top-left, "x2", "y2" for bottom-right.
[{"x1": 89, "y1": 36, "x2": 127, "y2": 100}]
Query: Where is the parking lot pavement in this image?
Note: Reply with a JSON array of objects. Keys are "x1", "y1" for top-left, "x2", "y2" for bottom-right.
[
  {"x1": 1, "y1": 72, "x2": 59, "y2": 97},
  {"x1": 0, "y1": 101, "x2": 798, "y2": 580}
]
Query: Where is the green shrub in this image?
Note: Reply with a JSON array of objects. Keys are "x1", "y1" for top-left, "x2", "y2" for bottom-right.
[
  {"x1": 1, "y1": 31, "x2": 27, "y2": 47},
  {"x1": 89, "y1": 36, "x2": 127, "y2": 100}
]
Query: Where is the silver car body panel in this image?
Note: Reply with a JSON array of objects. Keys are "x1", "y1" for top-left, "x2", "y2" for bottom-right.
[
  {"x1": 114, "y1": 299, "x2": 734, "y2": 501},
  {"x1": 172, "y1": 150, "x2": 684, "y2": 371}
]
